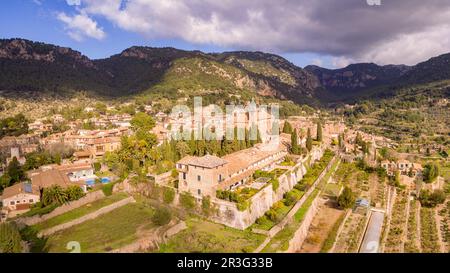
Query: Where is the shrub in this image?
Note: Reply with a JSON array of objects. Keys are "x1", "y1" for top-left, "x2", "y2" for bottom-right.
[
  {"x1": 295, "y1": 183, "x2": 309, "y2": 192},
  {"x1": 180, "y1": 192, "x2": 196, "y2": 210},
  {"x1": 236, "y1": 200, "x2": 250, "y2": 211},
  {"x1": 93, "y1": 162, "x2": 101, "y2": 172},
  {"x1": 151, "y1": 207, "x2": 172, "y2": 226},
  {"x1": 338, "y1": 186, "x2": 355, "y2": 209},
  {"x1": 171, "y1": 169, "x2": 179, "y2": 178},
  {"x1": 283, "y1": 191, "x2": 300, "y2": 206},
  {"x1": 265, "y1": 209, "x2": 278, "y2": 222},
  {"x1": 202, "y1": 196, "x2": 211, "y2": 216},
  {"x1": 102, "y1": 182, "x2": 115, "y2": 196},
  {"x1": 423, "y1": 163, "x2": 440, "y2": 183},
  {"x1": 271, "y1": 179, "x2": 279, "y2": 192},
  {"x1": 272, "y1": 201, "x2": 285, "y2": 211},
  {"x1": 419, "y1": 189, "x2": 446, "y2": 208},
  {"x1": 162, "y1": 187, "x2": 176, "y2": 204},
  {"x1": 256, "y1": 215, "x2": 268, "y2": 225}
]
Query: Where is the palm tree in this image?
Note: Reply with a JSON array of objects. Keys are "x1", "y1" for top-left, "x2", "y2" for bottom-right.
[{"x1": 42, "y1": 185, "x2": 69, "y2": 206}]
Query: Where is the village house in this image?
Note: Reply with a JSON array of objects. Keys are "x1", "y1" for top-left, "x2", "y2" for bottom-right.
[
  {"x1": 176, "y1": 143, "x2": 288, "y2": 197},
  {"x1": 28, "y1": 119, "x2": 53, "y2": 134},
  {"x1": 42, "y1": 127, "x2": 128, "y2": 158},
  {"x1": 0, "y1": 182, "x2": 40, "y2": 217},
  {"x1": 380, "y1": 159, "x2": 423, "y2": 177}
]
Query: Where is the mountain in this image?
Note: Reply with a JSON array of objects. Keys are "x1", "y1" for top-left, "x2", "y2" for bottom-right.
[
  {"x1": 0, "y1": 38, "x2": 323, "y2": 105},
  {"x1": 0, "y1": 39, "x2": 112, "y2": 95},
  {"x1": 1, "y1": 38, "x2": 449, "y2": 106},
  {"x1": 305, "y1": 63, "x2": 411, "y2": 99},
  {"x1": 305, "y1": 53, "x2": 450, "y2": 102}
]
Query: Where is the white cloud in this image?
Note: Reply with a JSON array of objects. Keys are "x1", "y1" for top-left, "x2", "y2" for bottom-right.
[
  {"x1": 57, "y1": 12, "x2": 106, "y2": 41},
  {"x1": 359, "y1": 24, "x2": 450, "y2": 65},
  {"x1": 66, "y1": 0, "x2": 81, "y2": 6},
  {"x1": 311, "y1": 58, "x2": 323, "y2": 67},
  {"x1": 62, "y1": 0, "x2": 450, "y2": 64},
  {"x1": 32, "y1": 0, "x2": 42, "y2": 5},
  {"x1": 331, "y1": 57, "x2": 353, "y2": 68}
]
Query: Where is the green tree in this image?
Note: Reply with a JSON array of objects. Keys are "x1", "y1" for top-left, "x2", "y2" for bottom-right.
[
  {"x1": 42, "y1": 185, "x2": 69, "y2": 206},
  {"x1": 0, "y1": 114, "x2": 28, "y2": 138},
  {"x1": 419, "y1": 189, "x2": 446, "y2": 207},
  {"x1": 282, "y1": 121, "x2": 293, "y2": 134},
  {"x1": 151, "y1": 207, "x2": 172, "y2": 226},
  {"x1": 7, "y1": 157, "x2": 24, "y2": 183},
  {"x1": 176, "y1": 141, "x2": 191, "y2": 158},
  {"x1": 338, "y1": 186, "x2": 355, "y2": 209},
  {"x1": 0, "y1": 174, "x2": 12, "y2": 193},
  {"x1": 66, "y1": 186, "x2": 85, "y2": 201},
  {"x1": 0, "y1": 223, "x2": 23, "y2": 253},
  {"x1": 130, "y1": 112, "x2": 155, "y2": 133},
  {"x1": 423, "y1": 163, "x2": 439, "y2": 183},
  {"x1": 291, "y1": 129, "x2": 300, "y2": 155},
  {"x1": 306, "y1": 128, "x2": 313, "y2": 152},
  {"x1": 316, "y1": 122, "x2": 323, "y2": 142}
]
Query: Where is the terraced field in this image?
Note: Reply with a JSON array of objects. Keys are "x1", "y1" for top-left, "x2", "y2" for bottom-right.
[
  {"x1": 384, "y1": 190, "x2": 409, "y2": 253},
  {"x1": 404, "y1": 200, "x2": 421, "y2": 253},
  {"x1": 420, "y1": 207, "x2": 441, "y2": 253}
]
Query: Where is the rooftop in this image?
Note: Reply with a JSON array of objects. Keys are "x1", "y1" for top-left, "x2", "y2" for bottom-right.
[
  {"x1": 1, "y1": 182, "x2": 40, "y2": 200},
  {"x1": 178, "y1": 154, "x2": 228, "y2": 169}
]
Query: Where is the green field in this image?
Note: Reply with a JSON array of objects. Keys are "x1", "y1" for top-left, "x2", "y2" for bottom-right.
[
  {"x1": 158, "y1": 218, "x2": 266, "y2": 253},
  {"x1": 33, "y1": 193, "x2": 129, "y2": 231},
  {"x1": 43, "y1": 202, "x2": 155, "y2": 253}
]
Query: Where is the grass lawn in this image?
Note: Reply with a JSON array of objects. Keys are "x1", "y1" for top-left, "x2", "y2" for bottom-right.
[
  {"x1": 43, "y1": 202, "x2": 155, "y2": 253},
  {"x1": 158, "y1": 218, "x2": 266, "y2": 253},
  {"x1": 33, "y1": 193, "x2": 129, "y2": 231}
]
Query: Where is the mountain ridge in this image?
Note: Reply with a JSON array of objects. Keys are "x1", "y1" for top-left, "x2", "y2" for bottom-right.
[{"x1": 1, "y1": 38, "x2": 449, "y2": 105}]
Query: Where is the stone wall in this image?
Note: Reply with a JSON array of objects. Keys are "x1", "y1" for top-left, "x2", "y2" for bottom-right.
[{"x1": 15, "y1": 190, "x2": 105, "y2": 226}]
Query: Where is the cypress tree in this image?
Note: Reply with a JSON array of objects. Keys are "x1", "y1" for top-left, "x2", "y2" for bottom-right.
[
  {"x1": 306, "y1": 128, "x2": 313, "y2": 152},
  {"x1": 291, "y1": 129, "x2": 299, "y2": 155},
  {"x1": 316, "y1": 122, "x2": 323, "y2": 142},
  {"x1": 282, "y1": 121, "x2": 293, "y2": 134}
]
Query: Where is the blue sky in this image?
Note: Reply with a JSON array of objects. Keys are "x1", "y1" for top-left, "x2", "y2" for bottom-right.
[
  {"x1": 1, "y1": 1, "x2": 450, "y2": 68},
  {"x1": 0, "y1": 0, "x2": 339, "y2": 68}
]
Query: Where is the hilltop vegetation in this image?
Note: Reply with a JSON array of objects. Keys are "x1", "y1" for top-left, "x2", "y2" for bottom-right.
[{"x1": 342, "y1": 81, "x2": 450, "y2": 142}]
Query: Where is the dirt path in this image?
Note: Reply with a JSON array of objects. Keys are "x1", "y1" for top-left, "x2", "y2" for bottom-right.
[{"x1": 298, "y1": 198, "x2": 344, "y2": 253}]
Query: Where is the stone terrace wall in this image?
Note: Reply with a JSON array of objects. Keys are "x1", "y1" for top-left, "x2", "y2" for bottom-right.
[{"x1": 15, "y1": 190, "x2": 105, "y2": 226}]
